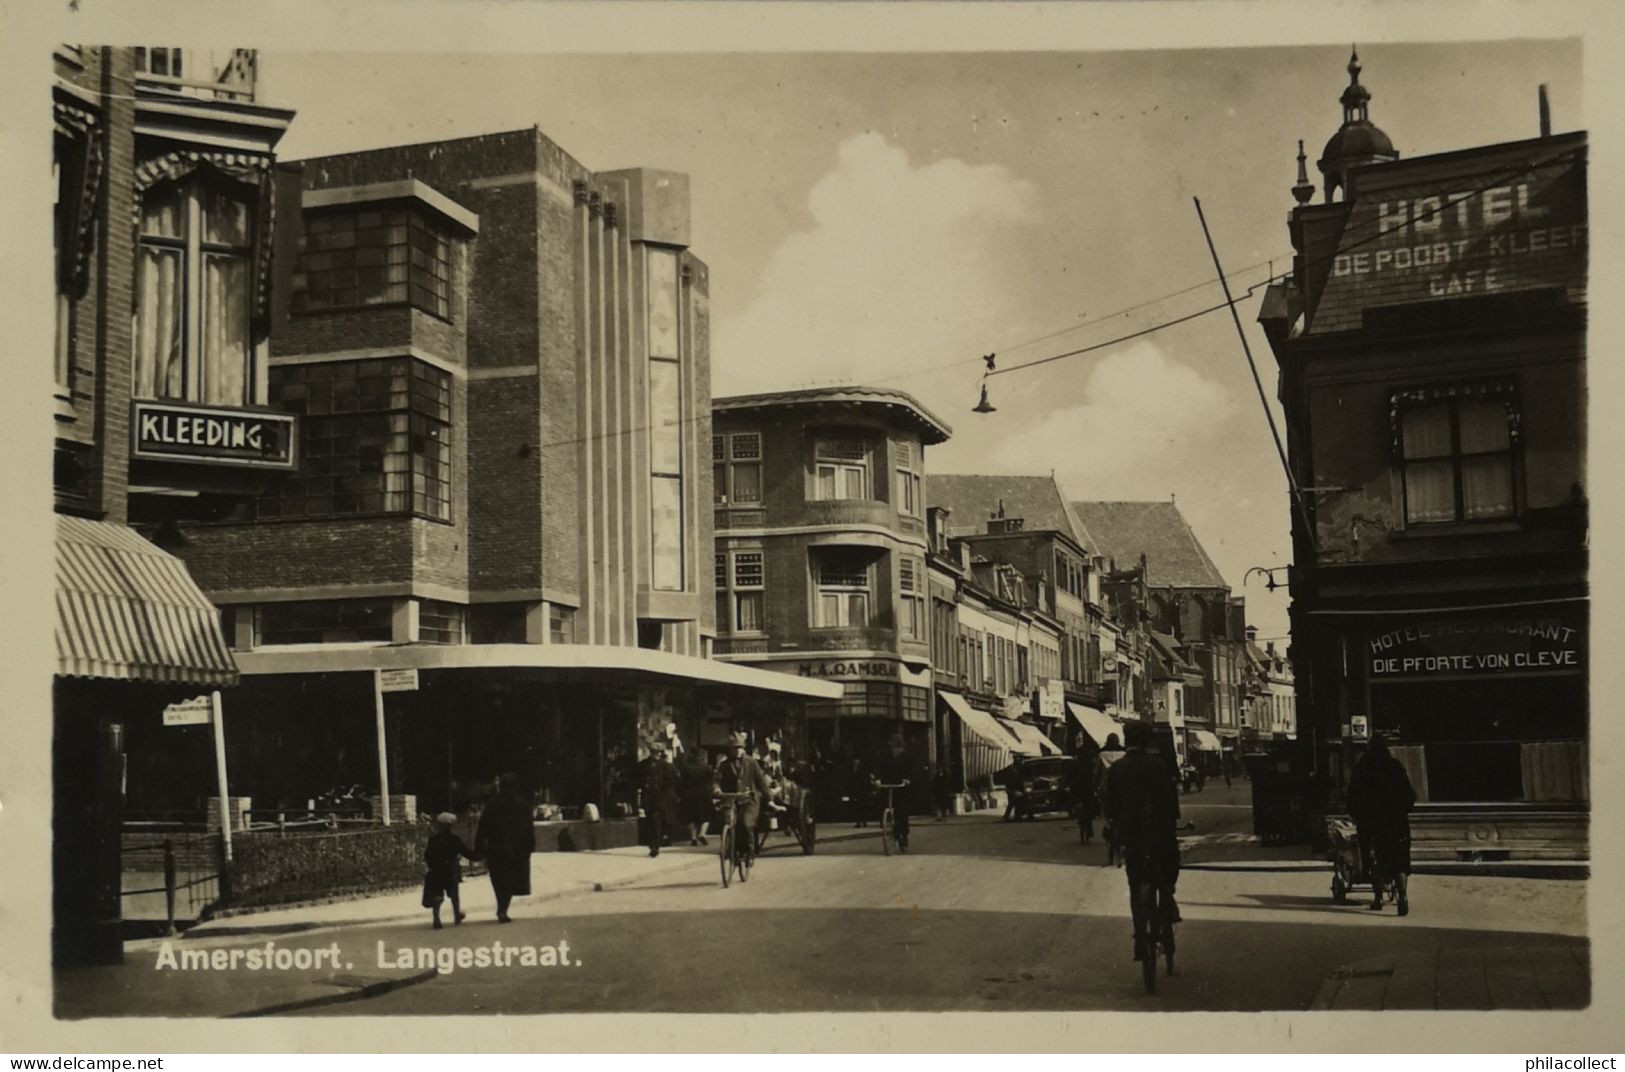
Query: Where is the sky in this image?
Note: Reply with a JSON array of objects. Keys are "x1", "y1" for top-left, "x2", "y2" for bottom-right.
[{"x1": 259, "y1": 40, "x2": 1584, "y2": 644}]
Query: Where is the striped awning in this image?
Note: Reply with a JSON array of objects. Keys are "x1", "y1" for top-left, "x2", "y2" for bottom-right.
[{"x1": 56, "y1": 516, "x2": 238, "y2": 686}]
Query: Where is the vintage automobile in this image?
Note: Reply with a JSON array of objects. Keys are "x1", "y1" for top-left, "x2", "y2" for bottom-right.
[{"x1": 1006, "y1": 755, "x2": 1079, "y2": 819}]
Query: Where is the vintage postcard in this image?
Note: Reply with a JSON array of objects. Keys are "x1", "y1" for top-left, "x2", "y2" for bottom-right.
[{"x1": 1, "y1": 0, "x2": 1621, "y2": 1054}]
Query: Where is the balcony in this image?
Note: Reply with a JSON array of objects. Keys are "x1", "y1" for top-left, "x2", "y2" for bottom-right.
[{"x1": 135, "y1": 48, "x2": 257, "y2": 102}]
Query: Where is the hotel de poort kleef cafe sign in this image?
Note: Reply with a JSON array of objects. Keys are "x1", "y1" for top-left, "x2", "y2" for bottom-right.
[{"x1": 131, "y1": 399, "x2": 297, "y2": 470}]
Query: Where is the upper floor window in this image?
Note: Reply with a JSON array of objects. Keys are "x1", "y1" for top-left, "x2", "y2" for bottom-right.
[
  {"x1": 255, "y1": 598, "x2": 393, "y2": 646},
  {"x1": 715, "y1": 550, "x2": 765, "y2": 634},
  {"x1": 713, "y1": 432, "x2": 762, "y2": 506},
  {"x1": 549, "y1": 604, "x2": 576, "y2": 645},
  {"x1": 648, "y1": 248, "x2": 685, "y2": 591},
  {"x1": 898, "y1": 555, "x2": 925, "y2": 640},
  {"x1": 812, "y1": 549, "x2": 872, "y2": 628},
  {"x1": 418, "y1": 600, "x2": 466, "y2": 645},
  {"x1": 1397, "y1": 387, "x2": 1517, "y2": 525},
  {"x1": 813, "y1": 438, "x2": 869, "y2": 501},
  {"x1": 135, "y1": 176, "x2": 256, "y2": 406},
  {"x1": 293, "y1": 207, "x2": 451, "y2": 320},
  {"x1": 894, "y1": 440, "x2": 922, "y2": 517},
  {"x1": 261, "y1": 357, "x2": 452, "y2": 521}
]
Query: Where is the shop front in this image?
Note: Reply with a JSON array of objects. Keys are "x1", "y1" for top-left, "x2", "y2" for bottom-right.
[
  {"x1": 206, "y1": 645, "x2": 840, "y2": 841},
  {"x1": 1350, "y1": 604, "x2": 1587, "y2": 803}
]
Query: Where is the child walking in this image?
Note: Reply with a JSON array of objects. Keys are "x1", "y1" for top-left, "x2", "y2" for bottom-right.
[{"x1": 423, "y1": 811, "x2": 476, "y2": 929}]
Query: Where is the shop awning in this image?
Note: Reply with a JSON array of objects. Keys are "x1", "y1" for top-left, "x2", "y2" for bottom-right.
[
  {"x1": 996, "y1": 716, "x2": 1059, "y2": 757},
  {"x1": 1190, "y1": 730, "x2": 1223, "y2": 752},
  {"x1": 1066, "y1": 702, "x2": 1124, "y2": 750},
  {"x1": 233, "y1": 641, "x2": 843, "y2": 700},
  {"x1": 939, "y1": 691, "x2": 1015, "y2": 752},
  {"x1": 55, "y1": 515, "x2": 238, "y2": 687}
]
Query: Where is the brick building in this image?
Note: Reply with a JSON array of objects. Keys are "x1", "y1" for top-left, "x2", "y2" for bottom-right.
[
  {"x1": 1257, "y1": 53, "x2": 1587, "y2": 848},
  {"x1": 924, "y1": 475, "x2": 1127, "y2": 751},
  {"x1": 1071, "y1": 498, "x2": 1245, "y2": 768},
  {"x1": 710, "y1": 387, "x2": 952, "y2": 778},
  {"x1": 50, "y1": 46, "x2": 289, "y2": 963},
  {"x1": 157, "y1": 125, "x2": 837, "y2": 823}
]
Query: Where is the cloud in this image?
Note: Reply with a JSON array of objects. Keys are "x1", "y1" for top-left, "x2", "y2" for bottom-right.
[
  {"x1": 981, "y1": 340, "x2": 1233, "y2": 499},
  {"x1": 712, "y1": 132, "x2": 1039, "y2": 396}
]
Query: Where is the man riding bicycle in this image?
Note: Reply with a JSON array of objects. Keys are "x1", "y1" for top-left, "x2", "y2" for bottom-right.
[
  {"x1": 1103, "y1": 719, "x2": 1182, "y2": 961},
  {"x1": 871, "y1": 734, "x2": 915, "y2": 852},
  {"x1": 716, "y1": 732, "x2": 770, "y2": 864}
]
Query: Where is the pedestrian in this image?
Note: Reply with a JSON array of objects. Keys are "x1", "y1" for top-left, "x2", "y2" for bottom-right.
[
  {"x1": 1000, "y1": 760, "x2": 1027, "y2": 822},
  {"x1": 474, "y1": 772, "x2": 535, "y2": 923},
  {"x1": 422, "y1": 811, "x2": 475, "y2": 929},
  {"x1": 638, "y1": 740, "x2": 680, "y2": 858},
  {"x1": 1346, "y1": 735, "x2": 1416, "y2": 915},
  {"x1": 679, "y1": 746, "x2": 715, "y2": 846},
  {"x1": 872, "y1": 734, "x2": 915, "y2": 852},
  {"x1": 845, "y1": 754, "x2": 871, "y2": 827},
  {"x1": 1072, "y1": 741, "x2": 1099, "y2": 843},
  {"x1": 1097, "y1": 733, "x2": 1126, "y2": 862},
  {"x1": 932, "y1": 762, "x2": 953, "y2": 821}
]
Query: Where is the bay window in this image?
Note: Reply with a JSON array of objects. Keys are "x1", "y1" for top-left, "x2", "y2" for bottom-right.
[
  {"x1": 812, "y1": 549, "x2": 872, "y2": 628},
  {"x1": 135, "y1": 175, "x2": 257, "y2": 406},
  {"x1": 813, "y1": 438, "x2": 870, "y2": 500}
]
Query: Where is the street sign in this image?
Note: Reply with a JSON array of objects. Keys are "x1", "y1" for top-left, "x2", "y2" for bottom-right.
[
  {"x1": 377, "y1": 668, "x2": 419, "y2": 693},
  {"x1": 1351, "y1": 715, "x2": 1370, "y2": 741},
  {"x1": 163, "y1": 696, "x2": 213, "y2": 726}
]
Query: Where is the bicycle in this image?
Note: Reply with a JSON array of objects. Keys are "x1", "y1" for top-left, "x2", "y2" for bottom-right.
[
  {"x1": 874, "y1": 781, "x2": 908, "y2": 856},
  {"x1": 1128, "y1": 846, "x2": 1177, "y2": 994},
  {"x1": 714, "y1": 792, "x2": 755, "y2": 888}
]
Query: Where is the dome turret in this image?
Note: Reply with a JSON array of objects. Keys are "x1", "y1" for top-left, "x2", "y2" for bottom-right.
[{"x1": 1316, "y1": 47, "x2": 1398, "y2": 202}]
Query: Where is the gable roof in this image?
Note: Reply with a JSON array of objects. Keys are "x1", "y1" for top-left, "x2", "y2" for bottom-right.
[
  {"x1": 1069, "y1": 500, "x2": 1229, "y2": 590},
  {"x1": 925, "y1": 474, "x2": 1097, "y2": 552}
]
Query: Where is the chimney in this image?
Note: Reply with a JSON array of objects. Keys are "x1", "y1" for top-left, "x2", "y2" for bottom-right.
[
  {"x1": 1538, "y1": 84, "x2": 1552, "y2": 138},
  {"x1": 1245, "y1": 625, "x2": 1259, "y2": 643}
]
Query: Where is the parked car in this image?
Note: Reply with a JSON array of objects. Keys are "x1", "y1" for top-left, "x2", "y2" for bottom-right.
[{"x1": 1005, "y1": 755, "x2": 1079, "y2": 819}]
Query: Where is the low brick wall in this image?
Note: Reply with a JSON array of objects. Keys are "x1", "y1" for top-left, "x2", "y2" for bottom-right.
[{"x1": 224, "y1": 823, "x2": 432, "y2": 910}]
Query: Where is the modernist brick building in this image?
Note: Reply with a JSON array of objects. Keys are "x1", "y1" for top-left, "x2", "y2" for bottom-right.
[
  {"x1": 1258, "y1": 54, "x2": 1587, "y2": 843},
  {"x1": 50, "y1": 46, "x2": 291, "y2": 963},
  {"x1": 710, "y1": 387, "x2": 952, "y2": 772},
  {"x1": 159, "y1": 126, "x2": 836, "y2": 822}
]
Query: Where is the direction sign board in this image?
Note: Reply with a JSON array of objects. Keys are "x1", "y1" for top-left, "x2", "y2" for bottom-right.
[
  {"x1": 163, "y1": 696, "x2": 213, "y2": 727},
  {"x1": 377, "y1": 668, "x2": 419, "y2": 693}
]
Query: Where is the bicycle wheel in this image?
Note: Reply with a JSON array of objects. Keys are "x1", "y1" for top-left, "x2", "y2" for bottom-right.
[
  {"x1": 881, "y1": 808, "x2": 895, "y2": 856},
  {"x1": 1162, "y1": 902, "x2": 1177, "y2": 977},
  {"x1": 1136, "y1": 880, "x2": 1158, "y2": 994},
  {"x1": 719, "y1": 822, "x2": 734, "y2": 888},
  {"x1": 738, "y1": 833, "x2": 752, "y2": 883}
]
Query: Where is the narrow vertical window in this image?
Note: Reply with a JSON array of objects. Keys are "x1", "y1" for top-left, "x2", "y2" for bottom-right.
[{"x1": 648, "y1": 248, "x2": 684, "y2": 590}]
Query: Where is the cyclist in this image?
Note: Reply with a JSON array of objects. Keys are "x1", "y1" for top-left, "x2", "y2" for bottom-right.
[
  {"x1": 1103, "y1": 719, "x2": 1182, "y2": 962},
  {"x1": 1346, "y1": 733, "x2": 1416, "y2": 915},
  {"x1": 872, "y1": 734, "x2": 915, "y2": 852},
  {"x1": 715, "y1": 732, "x2": 769, "y2": 865}
]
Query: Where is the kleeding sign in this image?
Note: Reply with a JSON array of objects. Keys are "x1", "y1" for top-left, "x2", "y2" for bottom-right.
[
  {"x1": 132, "y1": 400, "x2": 296, "y2": 470},
  {"x1": 1367, "y1": 616, "x2": 1584, "y2": 681}
]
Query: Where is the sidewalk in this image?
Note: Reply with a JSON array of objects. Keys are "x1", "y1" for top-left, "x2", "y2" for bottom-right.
[
  {"x1": 58, "y1": 844, "x2": 724, "y2": 1019},
  {"x1": 1311, "y1": 944, "x2": 1589, "y2": 1010}
]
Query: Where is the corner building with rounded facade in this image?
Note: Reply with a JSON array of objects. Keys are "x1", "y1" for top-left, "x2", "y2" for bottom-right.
[{"x1": 711, "y1": 388, "x2": 952, "y2": 773}]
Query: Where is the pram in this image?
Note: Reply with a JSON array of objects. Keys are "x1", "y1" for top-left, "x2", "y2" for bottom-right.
[{"x1": 1327, "y1": 815, "x2": 1405, "y2": 905}]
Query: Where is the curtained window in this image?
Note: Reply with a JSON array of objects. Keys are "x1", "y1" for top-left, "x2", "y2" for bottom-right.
[
  {"x1": 812, "y1": 548, "x2": 873, "y2": 628},
  {"x1": 1400, "y1": 393, "x2": 1517, "y2": 525},
  {"x1": 134, "y1": 175, "x2": 255, "y2": 406}
]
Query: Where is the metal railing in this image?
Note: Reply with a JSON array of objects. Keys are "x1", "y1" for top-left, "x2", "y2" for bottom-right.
[{"x1": 121, "y1": 819, "x2": 225, "y2": 932}]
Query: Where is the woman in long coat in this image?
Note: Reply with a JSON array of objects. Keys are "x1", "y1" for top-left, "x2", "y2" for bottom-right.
[
  {"x1": 678, "y1": 748, "x2": 715, "y2": 845},
  {"x1": 475, "y1": 773, "x2": 535, "y2": 923}
]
